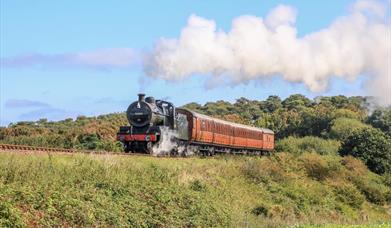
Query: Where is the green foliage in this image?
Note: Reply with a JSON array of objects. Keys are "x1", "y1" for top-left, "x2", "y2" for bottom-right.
[
  {"x1": 77, "y1": 133, "x2": 101, "y2": 150},
  {"x1": 329, "y1": 118, "x2": 369, "y2": 140},
  {"x1": 1, "y1": 153, "x2": 390, "y2": 227},
  {"x1": 1, "y1": 94, "x2": 390, "y2": 177},
  {"x1": 339, "y1": 127, "x2": 391, "y2": 175},
  {"x1": 367, "y1": 108, "x2": 391, "y2": 137},
  {"x1": 333, "y1": 184, "x2": 365, "y2": 209},
  {"x1": 0, "y1": 154, "x2": 231, "y2": 227},
  {"x1": 0, "y1": 200, "x2": 25, "y2": 228},
  {"x1": 1, "y1": 95, "x2": 379, "y2": 151},
  {"x1": 300, "y1": 153, "x2": 338, "y2": 181},
  {"x1": 282, "y1": 94, "x2": 312, "y2": 110},
  {"x1": 276, "y1": 136, "x2": 340, "y2": 156},
  {"x1": 0, "y1": 113, "x2": 127, "y2": 151},
  {"x1": 264, "y1": 95, "x2": 282, "y2": 112},
  {"x1": 251, "y1": 205, "x2": 268, "y2": 216},
  {"x1": 353, "y1": 179, "x2": 388, "y2": 205}
]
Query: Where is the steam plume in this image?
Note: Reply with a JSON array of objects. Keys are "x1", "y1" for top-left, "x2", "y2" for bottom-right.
[{"x1": 145, "y1": 0, "x2": 391, "y2": 105}]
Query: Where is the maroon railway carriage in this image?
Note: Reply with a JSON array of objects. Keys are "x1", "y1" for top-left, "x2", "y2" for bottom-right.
[{"x1": 175, "y1": 108, "x2": 274, "y2": 155}]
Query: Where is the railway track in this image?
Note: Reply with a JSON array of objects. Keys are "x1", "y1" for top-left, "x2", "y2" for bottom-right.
[{"x1": 0, "y1": 143, "x2": 153, "y2": 157}]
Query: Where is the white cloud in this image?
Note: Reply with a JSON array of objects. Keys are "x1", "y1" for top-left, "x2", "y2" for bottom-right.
[
  {"x1": 145, "y1": 0, "x2": 391, "y2": 106},
  {"x1": 1, "y1": 48, "x2": 137, "y2": 70}
]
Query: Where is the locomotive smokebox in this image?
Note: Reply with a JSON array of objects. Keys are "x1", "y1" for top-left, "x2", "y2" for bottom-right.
[{"x1": 138, "y1": 93, "x2": 145, "y2": 102}]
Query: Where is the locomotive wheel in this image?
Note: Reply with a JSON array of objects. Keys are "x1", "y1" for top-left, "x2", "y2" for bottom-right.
[
  {"x1": 124, "y1": 143, "x2": 132, "y2": 153},
  {"x1": 144, "y1": 142, "x2": 153, "y2": 154}
]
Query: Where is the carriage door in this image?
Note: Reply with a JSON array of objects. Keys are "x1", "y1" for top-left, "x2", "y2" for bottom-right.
[{"x1": 176, "y1": 113, "x2": 189, "y2": 140}]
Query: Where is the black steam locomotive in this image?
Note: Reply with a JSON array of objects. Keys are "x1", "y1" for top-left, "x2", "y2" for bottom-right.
[{"x1": 116, "y1": 94, "x2": 175, "y2": 153}]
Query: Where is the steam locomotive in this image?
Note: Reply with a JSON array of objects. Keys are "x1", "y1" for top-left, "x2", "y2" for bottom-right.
[{"x1": 117, "y1": 94, "x2": 274, "y2": 155}]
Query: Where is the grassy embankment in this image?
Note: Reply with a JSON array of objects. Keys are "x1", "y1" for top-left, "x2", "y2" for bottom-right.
[{"x1": 1, "y1": 152, "x2": 390, "y2": 227}]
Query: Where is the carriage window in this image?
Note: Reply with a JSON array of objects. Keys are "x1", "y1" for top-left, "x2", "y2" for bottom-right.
[{"x1": 201, "y1": 120, "x2": 206, "y2": 130}]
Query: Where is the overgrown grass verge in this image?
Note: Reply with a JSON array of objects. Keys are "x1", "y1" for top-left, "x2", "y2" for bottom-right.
[
  {"x1": 0, "y1": 152, "x2": 390, "y2": 227},
  {"x1": 276, "y1": 136, "x2": 341, "y2": 155}
]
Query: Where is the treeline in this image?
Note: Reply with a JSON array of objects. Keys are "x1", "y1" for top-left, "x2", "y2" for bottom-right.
[
  {"x1": 1, "y1": 94, "x2": 390, "y2": 174},
  {"x1": 184, "y1": 94, "x2": 381, "y2": 138},
  {"x1": 0, "y1": 113, "x2": 127, "y2": 152}
]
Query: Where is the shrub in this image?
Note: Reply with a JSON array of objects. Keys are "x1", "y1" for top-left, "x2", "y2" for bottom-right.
[
  {"x1": 251, "y1": 205, "x2": 268, "y2": 216},
  {"x1": 329, "y1": 118, "x2": 369, "y2": 140},
  {"x1": 333, "y1": 109, "x2": 363, "y2": 120},
  {"x1": 242, "y1": 158, "x2": 287, "y2": 183},
  {"x1": 300, "y1": 153, "x2": 332, "y2": 181},
  {"x1": 333, "y1": 184, "x2": 365, "y2": 209},
  {"x1": 383, "y1": 173, "x2": 391, "y2": 187},
  {"x1": 339, "y1": 127, "x2": 391, "y2": 175},
  {"x1": 341, "y1": 156, "x2": 367, "y2": 176},
  {"x1": 276, "y1": 136, "x2": 340, "y2": 156},
  {"x1": 353, "y1": 178, "x2": 388, "y2": 205},
  {"x1": 189, "y1": 180, "x2": 206, "y2": 192}
]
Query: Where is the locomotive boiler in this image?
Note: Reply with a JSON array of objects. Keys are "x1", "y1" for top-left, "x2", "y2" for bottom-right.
[{"x1": 117, "y1": 94, "x2": 275, "y2": 155}]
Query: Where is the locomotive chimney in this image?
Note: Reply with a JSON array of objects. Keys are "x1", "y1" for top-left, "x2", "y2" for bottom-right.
[{"x1": 138, "y1": 93, "x2": 145, "y2": 102}]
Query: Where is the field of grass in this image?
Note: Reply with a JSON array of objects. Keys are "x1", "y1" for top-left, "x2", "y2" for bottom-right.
[{"x1": 1, "y1": 152, "x2": 390, "y2": 227}]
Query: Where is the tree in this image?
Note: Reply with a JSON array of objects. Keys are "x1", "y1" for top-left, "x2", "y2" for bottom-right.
[
  {"x1": 339, "y1": 127, "x2": 391, "y2": 175},
  {"x1": 264, "y1": 95, "x2": 282, "y2": 112},
  {"x1": 367, "y1": 108, "x2": 391, "y2": 137},
  {"x1": 329, "y1": 118, "x2": 369, "y2": 140},
  {"x1": 282, "y1": 94, "x2": 312, "y2": 110},
  {"x1": 234, "y1": 98, "x2": 263, "y2": 121},
  {"x1": 182, "y1": 102, "x2": 203, "y2": 113},
  {"x1": 77, "y1": 133, "x2": 101, "y2": 150},
  {"x1": 330, "y1": 95, "x2": 349, "y2": 108},
  {"x1": 203, "y1": 100, "x2": 235, "y2": 116},
  {"x1": 299, "y1": 105, "x2": 335, "y2": 137}
]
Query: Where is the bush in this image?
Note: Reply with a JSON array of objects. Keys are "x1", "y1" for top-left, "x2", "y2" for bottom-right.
[
  {"x1": 339, "y1": 127, "x2": 391, "y2": 175},
  {"x1": 333, "y1": 184, "x2": 365, "y2": 209},
  {"x1": 332, "y1": 109, "x2": 363, "y2": 120},
  {"x1": 300, "y1": 153, "x2": 333, "y2": 181},
  {"x1": 329, "y1": 118, "x2": 369, "y2": 140},
  {"x1": 242, "y1": 158, "x2": 287, "y2": 183},
  {"x1": 276, "y1": 136, "x2": 340, "y2": 156},
  {"x1": 251, "y1": 205, "x2": 268, "y2": 216},
  {"x1": 354, "y1": 179, "x2": 388, "y2": 205},
  {"x1": 341, "y1": 156, "x2": 368, "y2": 176},
  {"x1": 347, "y1": 171, "x2": 390, "y2": 206}
]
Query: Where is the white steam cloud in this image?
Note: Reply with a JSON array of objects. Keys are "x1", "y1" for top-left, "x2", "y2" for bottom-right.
[{"x1": 145, "y1": 0, "x2": 391, "y2": 106}]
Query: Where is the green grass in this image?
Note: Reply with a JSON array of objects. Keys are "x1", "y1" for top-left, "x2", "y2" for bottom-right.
[{"x1": 0, "y1": 152, "x2": 390, "y2": 227}]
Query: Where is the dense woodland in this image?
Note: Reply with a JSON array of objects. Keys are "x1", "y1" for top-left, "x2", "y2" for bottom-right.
[{"x1": 1, "y1": 94, "x2": 390, "y2": 175}]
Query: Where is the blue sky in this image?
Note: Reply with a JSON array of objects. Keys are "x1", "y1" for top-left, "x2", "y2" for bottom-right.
[{"x1": 0, "y1": 0, "x2": 374, "y2": 125}]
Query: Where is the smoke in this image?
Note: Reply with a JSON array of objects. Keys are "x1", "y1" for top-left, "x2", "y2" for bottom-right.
[
  {"x1": 144, "y1": 0, "x2": 391, "y2": 106},
  {"x1": 152, "y1": 127, "x2": 196, "y2": 156}
]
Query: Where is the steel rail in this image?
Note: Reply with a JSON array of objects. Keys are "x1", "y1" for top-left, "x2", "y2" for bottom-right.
[{"x1": 0, "y1": 143, "x2": 153, "y2": 157}]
